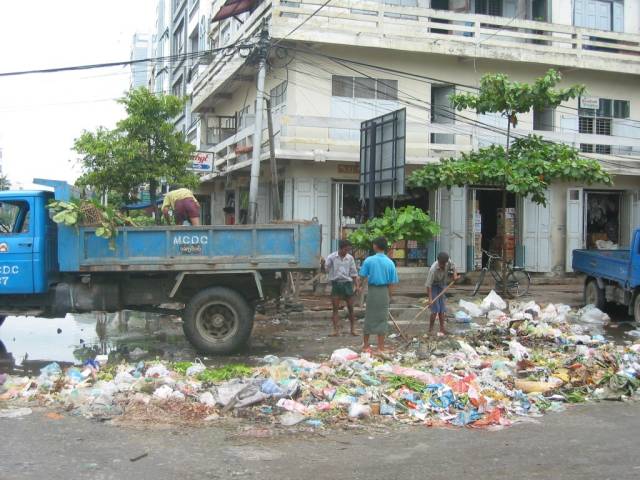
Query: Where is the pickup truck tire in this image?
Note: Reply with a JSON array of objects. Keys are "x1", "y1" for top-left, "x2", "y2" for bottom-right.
[
  {"x1": 633, "y1": 293, "x2": 640, "y2": 323},
  {"x1": 183, "y1": 287, "x2": 254, "y2": 355},
  {"x1": 584, "y1": 279, "x2": 605, "y2": 310}
]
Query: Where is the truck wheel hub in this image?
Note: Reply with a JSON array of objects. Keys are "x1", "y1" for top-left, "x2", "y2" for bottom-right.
[{"x1": 196, "y1": 303, "x2": 238, "y2": 341}]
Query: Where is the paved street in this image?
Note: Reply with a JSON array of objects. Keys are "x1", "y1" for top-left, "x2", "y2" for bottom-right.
[
  {"x1": 2, "y1": 402, "x2": 639, "y2": 480},
  {"x1": 2, "y1": 280, "x2": 639, "y2": 480}
]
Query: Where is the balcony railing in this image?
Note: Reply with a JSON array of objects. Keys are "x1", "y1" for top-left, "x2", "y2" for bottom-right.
[
  {"x1": 201, "y1": 110, "x2": 640, "y2": 179},
  {"x1": 270, "y1": 0, "x2": 640, "y2": 74}
]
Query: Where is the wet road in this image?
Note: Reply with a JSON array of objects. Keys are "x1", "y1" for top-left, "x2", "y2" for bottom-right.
[{"x1": 0, "y1": 283, "x2": 637, "y2": 374}]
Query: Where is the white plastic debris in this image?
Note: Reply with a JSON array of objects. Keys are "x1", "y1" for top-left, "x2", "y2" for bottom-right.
[
  {"x1": 348, "y1": 403, "x2": 371, "y2": 418},
  {"x1": 145, "y1": 364, "x2": 170, "y2": 378},
  {"x1": 508, "y1": 340, "x2": 530, "y2": 361},
  {"x1": 454, "y1": 311, "x2": 471, "y2": 323},
  {"x1": 199, "y1": 391, "x2": 215, "y2": 406},
  {"x1": 153, "y1": 385, "x2": 174, "y2": 400},
  {"x1": 330, "y1": 348, "x2": 359, "y2": 363},
  {"x1": 458, "y1": 299, "x2": 484, "y2": 318},
  {"x1": 186, "y1": 362, "x2": 206, "y2": 377},
  {"x1": 482, "y1": 290, "x2": 507, "y2": 311},
  {"x1": 487, "y1": 309, "x2": 508, "y2": 321},
  {"x1": 579, "y1": 305, "x2": 610, "y2": 325}
]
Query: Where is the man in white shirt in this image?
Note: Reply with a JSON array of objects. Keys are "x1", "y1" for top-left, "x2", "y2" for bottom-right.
[{"x1": 325, "y1": 240, "x2": 360, "y2": 336}]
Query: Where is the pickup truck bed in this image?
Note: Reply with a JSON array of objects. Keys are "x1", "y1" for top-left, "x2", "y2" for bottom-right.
[
  {"x1": 572, "y1": 249, "x2": 631, "y2": 287},
  {"x1": 63, "y1": 224, "x2": 320, "y2": 272}
]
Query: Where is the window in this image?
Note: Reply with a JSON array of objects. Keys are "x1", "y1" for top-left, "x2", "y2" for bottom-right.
[
  {"x1": 220, "y1": 22, "x2": 231, "y2": 45},
  {"x1": 190, "y1": 30, "x2": 199, "y2": 54},
  {"x1": 476, "y1": 0, "x2": 502, "y2": 16},
  {"x1": 331, "y1": 76, "x2": 398, "y2": 100},
  {"x1": 574, "y1": 0, "x2": 624, "y2": 32},
  {"x1": 0, "y1": 201, "x2": 30, "y2": 234},
  {"x1": 237, "y1": 105, "x2": 251, "y2": 129},
  {"x1": 270, "y1": 81, "x2": 287, "y2": 107},
  {"x1": 172, "y1": 76, "x2": 184, "y2": 96},
  {"x1": 579, "y1": 97, "x2": 629, "y2": 153},
  {"x1": 173, "y1": 22, "x2": 184, "y2": 55},
  {"x1": 533, "y1": 107, "x2": 555, "y2": 131},
  {"x1": 431, "y1": 85, "x2": 455, "y2": 144}
]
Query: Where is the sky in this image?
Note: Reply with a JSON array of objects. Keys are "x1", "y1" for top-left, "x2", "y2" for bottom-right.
[{"x1": 0, "y1": 0, "x2": 156, "y2": 188}]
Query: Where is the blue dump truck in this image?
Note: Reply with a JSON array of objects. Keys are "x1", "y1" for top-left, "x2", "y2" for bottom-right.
[
  {"x1": 572, "y1": 228, "x2": 640, "y2": 322},
  {"x1": 0, "y1": 179, "x2": 321, "y2": 354}
]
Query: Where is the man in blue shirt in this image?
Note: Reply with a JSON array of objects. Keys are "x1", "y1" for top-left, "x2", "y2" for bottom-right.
[{"x1": 359, "y1": 237, "x2": 399, "y2": 353}]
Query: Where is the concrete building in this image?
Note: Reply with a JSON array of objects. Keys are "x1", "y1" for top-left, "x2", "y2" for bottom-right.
[
  {"x1": 190, "y1": 0, "x2": 640, "y2": 274},
  {"x1": 130, "y1": 33, "x2": 153, "y2": 90},
  {"x1": 151, "y1": 0, "x2": 211, "y2": 139}
]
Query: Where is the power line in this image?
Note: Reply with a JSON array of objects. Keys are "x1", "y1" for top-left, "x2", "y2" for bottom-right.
[
  {"x1": 0, "y1": 42, "x2": 256, "y2": 78},
  {"x1": 283, "y1": 43, "x2": 640, "y2": 127},
  {"x1": 285, "y1": 53, "x2": 640, "y2": 170}
]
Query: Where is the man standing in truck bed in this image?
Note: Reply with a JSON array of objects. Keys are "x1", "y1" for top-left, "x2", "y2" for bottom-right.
[{"x1": 162, "y1": 188, "x2": 201, "y2": 226}]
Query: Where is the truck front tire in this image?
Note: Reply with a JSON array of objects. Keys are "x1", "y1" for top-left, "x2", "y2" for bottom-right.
[
  {"x1": 182, "y1": 287, "x2": 254, "y2": 355},
  {"x1": 584, "y1": 278, "x2": 605, "y2": 310}
]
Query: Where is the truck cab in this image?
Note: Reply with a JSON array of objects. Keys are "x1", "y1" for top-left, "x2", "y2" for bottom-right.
[{"x1": 0, "y1": 191, "x2": 56, "y2": 295}]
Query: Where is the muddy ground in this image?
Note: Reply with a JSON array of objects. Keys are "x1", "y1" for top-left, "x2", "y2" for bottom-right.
[{"x1": 0, "y1": 281, "x2": 635, "y2": 374}]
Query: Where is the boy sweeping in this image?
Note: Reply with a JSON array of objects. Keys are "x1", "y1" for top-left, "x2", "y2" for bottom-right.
[{"x1": 425, "y1": 251, "x2": 459, "y2": 335}]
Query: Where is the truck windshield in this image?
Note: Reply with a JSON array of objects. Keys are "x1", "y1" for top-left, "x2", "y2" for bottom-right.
[{"x1": 0, "y1": 201, "x2": 30, "y2": 234}]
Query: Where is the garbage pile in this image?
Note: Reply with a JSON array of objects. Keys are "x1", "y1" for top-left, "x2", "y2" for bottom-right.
[{"x1": 1, "y1": 291, "x2": 639, "y2": 429}]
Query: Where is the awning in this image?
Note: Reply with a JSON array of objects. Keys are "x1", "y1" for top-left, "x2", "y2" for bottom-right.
[{"x1": 212, "y1": 0, "x2": 258, "y2": 22}]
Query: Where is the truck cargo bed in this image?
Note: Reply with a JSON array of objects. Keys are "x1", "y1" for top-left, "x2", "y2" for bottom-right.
[
  {"x1": 60, "y1": 223, "x2": 321, "y2": 272},
  {"x1": 572, "y1": 249, "x2": 630, "y2": 286}
]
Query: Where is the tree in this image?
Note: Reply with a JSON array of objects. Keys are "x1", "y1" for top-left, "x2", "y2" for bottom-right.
[
  {"x1": 408, "y1": 69, "x2": 612, "y2": 292},
  {"x1": 0, "y1": 173, "x2": 11, "y2": 191},
  {"x1": 74, "y1": 88, "x2": 198, "y2": 221}
]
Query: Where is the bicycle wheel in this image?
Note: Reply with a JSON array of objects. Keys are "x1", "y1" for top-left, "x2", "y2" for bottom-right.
[
  {"x1": 506, "y1": 270, "x2": 531, "y2": 298},
  {"x1": 472, "y1": 269, "x2": 487, "y2": 296}
]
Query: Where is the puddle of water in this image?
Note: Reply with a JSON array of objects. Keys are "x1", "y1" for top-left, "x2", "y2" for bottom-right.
[
  {"x1": 0, "y1": 311, "x2": 195, "y2": 373},
  {"x1": 0, "y1": 311, "x2": 294, "y2": 374}
]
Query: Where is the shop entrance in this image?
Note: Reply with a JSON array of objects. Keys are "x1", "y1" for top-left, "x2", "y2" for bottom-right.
[
  {"x1": 469, "y1": 188, "x2": 517, "y2": 269},
  {"x1": 585, "y1": 190, "x2": 622, "y2": 248}
]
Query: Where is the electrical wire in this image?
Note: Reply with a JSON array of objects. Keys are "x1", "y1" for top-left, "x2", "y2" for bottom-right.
[{"x1": 0, "y1": 41, "x2": 258, "y2": 78}]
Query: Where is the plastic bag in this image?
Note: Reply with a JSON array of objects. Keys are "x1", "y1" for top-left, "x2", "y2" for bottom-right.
[
  {"x1": 458, "y1": 299, "x2": 484, "y2": 318},
  {"x1": 186, "y1": 360, "x2": 206, "y2": 377},
  {"x1": 153, "y1": 385, "x2": 174, "y2": 400},
  {"x1": 481, "y1": 290, "x2": 507, "y2": 311},
  {"x1": 348, "y1": 403, "x2": 371, "y2": 418},
  {"x1": 199, "y1": 391, "x2": 215, "y2": 406},
  {"x1": 330, "y1": 348, "x2": 359, "y2": 363},
  {"x1": 277, "y1": 398, "x2": 308, "y2": 414},
  {"x1": 508, "y1": 340, "x2": 530, "y2": 361},
  {"x1": 579, "y1": 305, "x2": 610, "y2": 325},
  {"x1": 454, "y1": 311, "x2": 471, "y2": 323}
]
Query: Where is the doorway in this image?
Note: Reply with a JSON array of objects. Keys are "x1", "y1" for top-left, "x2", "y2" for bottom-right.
[
  {"x1": 585, "y1": 191, "x2": 621, "y2": 248},
  {"x1": 469, "y1": 188, "x2": 516, "y2": 268}
]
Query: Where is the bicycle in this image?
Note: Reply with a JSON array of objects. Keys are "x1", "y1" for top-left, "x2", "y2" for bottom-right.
[{"x1": 472, "y1": 249, "x2": 531, "y2": 298}]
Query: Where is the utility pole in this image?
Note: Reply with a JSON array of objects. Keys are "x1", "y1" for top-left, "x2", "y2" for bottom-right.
[
  {"x1": 266, "y1": 98, "x2": 281, "y2": 220},
  {"x1": 248, "y1": 23, "x2": 269, "y2": 224}
]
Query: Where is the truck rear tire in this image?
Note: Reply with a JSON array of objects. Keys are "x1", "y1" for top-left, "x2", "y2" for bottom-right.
[
  {"x1": 182, "y1": 287, "x2": 254, "y2": 355},
  {"x1": 633, "y1": 293, "x2": 640, "y2": 323},
  {"x1": 584, "y1": 278, "x2": 605, "y2": 310}
]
